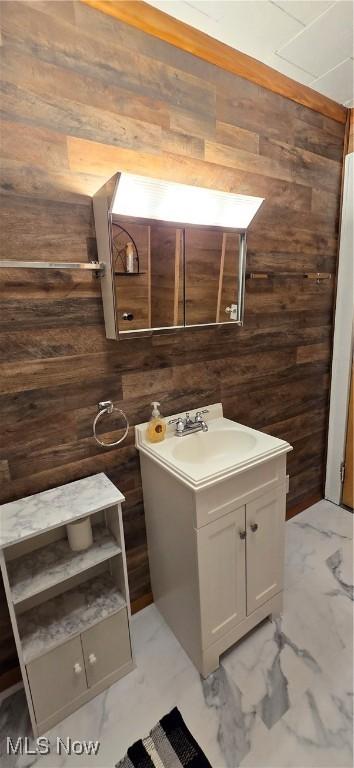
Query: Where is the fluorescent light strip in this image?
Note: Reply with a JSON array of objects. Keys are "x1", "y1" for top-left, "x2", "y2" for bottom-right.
[{"x1": 112, "y1": 173, "x2": 264, "y2": 228}]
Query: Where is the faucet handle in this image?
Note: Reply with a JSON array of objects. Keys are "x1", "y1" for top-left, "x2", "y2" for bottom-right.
[
  {"x1": 169, "y1": 417, "x2": 185, "y2": 433},
  {"x1": 195, "y1": 410, "x2": 209, "y2": 422}
]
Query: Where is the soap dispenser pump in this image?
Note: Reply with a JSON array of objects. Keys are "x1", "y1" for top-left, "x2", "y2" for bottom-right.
[{"x1": 146, "y1": 402, "x2": 166, "y2": 443}]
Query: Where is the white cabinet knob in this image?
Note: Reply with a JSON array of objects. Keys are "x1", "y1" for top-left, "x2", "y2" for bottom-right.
[
  {"x1": 89, "y1": 653, "x2": 97, "y2": 666},
  {"x1": 74, "y1": 662, "x2": 82, "y2": 675}
]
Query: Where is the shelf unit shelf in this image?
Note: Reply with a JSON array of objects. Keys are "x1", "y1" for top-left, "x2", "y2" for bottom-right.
[
  {"x1": 18, "y1": 572, "x2": 126, "y2": 664},
  {"x1": 8, "y1": 525, "x2": 121, "y2": 606}
]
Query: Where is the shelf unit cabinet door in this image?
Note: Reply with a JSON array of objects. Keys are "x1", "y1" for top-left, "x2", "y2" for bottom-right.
[
  {"x1": 26, "y1": 637, "x2": 87, "y2": 725},
  {"x1": 246, "y1": 489, "x2": 286, "y2": 615},
  {"x1": 197, "y1": 506, "x2": 246, "y2": 649},
  {"x1": 82, "y1": 610, "x2": 132, "y2": 688}
]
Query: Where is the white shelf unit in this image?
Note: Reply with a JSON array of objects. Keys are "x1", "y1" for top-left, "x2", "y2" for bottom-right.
[
  {"x1": 0, "y1": 474, "x2": 134, "y2": 737},
  {"x1": 8, "y1": 525, "x2": 122, "y2": 605}
]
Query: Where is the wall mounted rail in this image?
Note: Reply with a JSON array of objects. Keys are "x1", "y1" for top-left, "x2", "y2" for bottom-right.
[
  {"x1": 0, "y1": 260, "x2": 104, "y2": 275},
  {"x1": 246, "y1": 271, "x2": 331, "y2": 282}
]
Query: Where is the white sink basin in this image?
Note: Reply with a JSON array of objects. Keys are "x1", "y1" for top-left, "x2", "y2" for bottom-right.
[
  {"x1": 172, "y1": 429, "x2": 257, "y2": 464},
  {"x1": 135, "y1": 403, "x2": 292, "y2": 490}
]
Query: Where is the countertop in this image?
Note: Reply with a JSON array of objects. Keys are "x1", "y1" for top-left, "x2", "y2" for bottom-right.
[{"x1": 0, "y1": 473, "x2": 124, "y2": 548}]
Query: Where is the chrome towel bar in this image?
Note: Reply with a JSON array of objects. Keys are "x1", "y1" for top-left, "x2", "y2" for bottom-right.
[
  {"x1": 0, "y1": 260, "x2": 105, "y2": 274},
  {"x1": 246, "y1": 271, "x2": 331, "y2": 282}
]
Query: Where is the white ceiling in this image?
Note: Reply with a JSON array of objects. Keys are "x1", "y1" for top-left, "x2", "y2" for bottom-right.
[{"x1": 147, "y1": 0, "x2": 354, "y2": 106}]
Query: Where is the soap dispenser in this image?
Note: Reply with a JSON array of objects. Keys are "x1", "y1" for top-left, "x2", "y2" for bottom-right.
[{"x1": 146, "y1": 402, "x2": 166, "y2": 443}]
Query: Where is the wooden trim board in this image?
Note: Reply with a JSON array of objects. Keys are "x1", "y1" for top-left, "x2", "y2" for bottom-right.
[
  {"x1": 286, "y1": 491, "x2": 323, "y2": 520},
  {"x1": 348, "y1": 109, "x2": 354, "y2": 155},
  {"x1": 342, "y1": 365, "x2": 353, "y2": 508},
  {"x1": 325, "y1": 152, "x2": 354, "y2": 505},
  {"x1": 80, "y1": 0, "x2": 347, "y2": 124},
  {"x1": 131, "y1": 591, "x2": 153, "y2": 614}
]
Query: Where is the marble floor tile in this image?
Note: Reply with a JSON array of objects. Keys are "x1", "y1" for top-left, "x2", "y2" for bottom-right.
[
  {"x1": 243, "y1": 666, "x2": 353, "y2": 768},
  {"x1": 201, "y1": 664, "x2": 270, "y2": 768},
  {"x1": 0, "y1": 500, "x2": 352, "y2": 768},
  {"x1": 220, "y1": 614, "x2": 321, "y2": 727},
  {"x1": 284, "y1": 500, "x2": 353, "y2": 589}
]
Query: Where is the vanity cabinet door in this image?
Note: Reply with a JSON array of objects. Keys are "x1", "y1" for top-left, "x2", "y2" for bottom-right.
[
  {"x1": 26, "y1": 637, "x2": 87, "y2": 724},
  {"x1": 82, "y1": 609, "x2": 132, "y2": 688},
  {"x1": 246, "y1": 489, "x2": 285, "y2": 614},
  {"x1": 197, "y1": 506, "x2": 246, "y2": 649}
]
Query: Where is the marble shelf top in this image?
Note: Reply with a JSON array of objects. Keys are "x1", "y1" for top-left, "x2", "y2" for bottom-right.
[
  {"x1": 0, "y1": 473, "x2": 124, "y2": 548},
  {"x1": 18, "y1": 572, "x2": 126, "y2": 664},
  {"x1": 8, "y1": 525, "x2": 121, "y2": 605}
]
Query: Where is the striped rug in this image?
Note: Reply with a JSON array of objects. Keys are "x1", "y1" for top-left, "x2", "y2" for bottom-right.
[{"x1": 116, "y1": 707, "x2": 212, "y2": 768}]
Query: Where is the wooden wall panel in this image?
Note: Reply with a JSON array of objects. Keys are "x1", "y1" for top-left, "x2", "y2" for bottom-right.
[
  {"x1": 185, "y1": 228, "x2": 222, "y2": 325},
  {"x1": 113, "y1": 219, "x2": 151, "y2": 332},
  {"x1": 150, "y1": 225, "x2": 179, "y2": 328},
  {"x1": 0, "y1": 0, "x2": 346, "y2": 686},
  {"x1": 348, "y1": 109, "x2": 354, "y2": 155},
  {"x1": 80, "y1": 0, "x2": 346, "y2": 124}
]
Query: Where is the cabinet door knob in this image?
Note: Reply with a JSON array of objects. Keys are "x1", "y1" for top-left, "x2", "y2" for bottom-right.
[
  {"x1": 74, "y1": 662, "x2": 82, "y2": 675},
  {"x1": 239, "y1": 530, "x2": 247, "y2": 540},
  {"x1": 250, "y1": 523, "x2": 258, "y2": 532},
  {"x1": 89, "y1": 653, "x2": 97, "y2": 666}
]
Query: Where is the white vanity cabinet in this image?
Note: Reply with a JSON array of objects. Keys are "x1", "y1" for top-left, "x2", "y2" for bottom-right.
[
  {"x1": 197, "y1": 506, "x2": 246, "y2": 648},
  {"x1": 197, "y1": 487, "x2": 285, "y2": 651},
  {"x1": 137, "y1": 405, "x2": 291, "y2": 677},
  {"x1": 245, "y1": 489, "x2": 285, "y2": 613},
  {"x1": 0, "y1": 474, "x2": 134, "y2": 736}
]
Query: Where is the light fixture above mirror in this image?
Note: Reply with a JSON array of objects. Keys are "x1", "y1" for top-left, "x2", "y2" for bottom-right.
[
  {"x1": 93, "y1": 172, "x2": 264, "y2": 340},
  {"x1": 112, "y1": 173, "x2": 264, "y2": 229}
]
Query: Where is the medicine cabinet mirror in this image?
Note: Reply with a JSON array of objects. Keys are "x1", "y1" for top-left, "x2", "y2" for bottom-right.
[{"x1": 93, "y1": 172, "x2": 263, "y2": 340}]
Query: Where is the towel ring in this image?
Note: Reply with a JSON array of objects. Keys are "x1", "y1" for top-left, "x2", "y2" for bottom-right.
[{"x1": 93, "y1": 400, "x2": 129, "y2": 448}]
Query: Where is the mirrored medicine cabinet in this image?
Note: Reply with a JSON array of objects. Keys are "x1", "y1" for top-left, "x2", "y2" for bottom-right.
[{"x1": 93, "y1": 172, "x2": 263, "y2": 340}]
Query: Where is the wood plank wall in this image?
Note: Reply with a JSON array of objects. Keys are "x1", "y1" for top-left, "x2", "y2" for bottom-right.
[
  {"x1": 349, "y1": 109, "x2": 354, "y2": 155},
  {"x1": 0, "y1": 0, "x2": 346, "y2": 686}
]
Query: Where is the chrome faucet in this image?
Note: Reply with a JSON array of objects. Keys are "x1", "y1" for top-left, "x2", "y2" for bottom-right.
[{"x1": 169, "y1": 410, "x2": 209, "y2": 437}]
